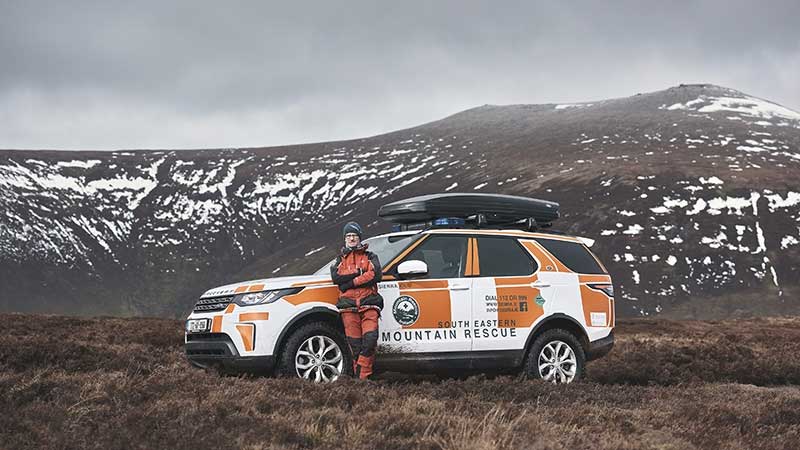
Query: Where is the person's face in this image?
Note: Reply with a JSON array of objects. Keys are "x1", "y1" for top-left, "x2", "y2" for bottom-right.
[{"x1": 345, "y1": 233, "x2": 361, "y2": 247}]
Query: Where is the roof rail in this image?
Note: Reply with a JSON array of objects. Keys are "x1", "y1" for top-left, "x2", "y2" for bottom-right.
[{"x1": 391, "y1": 214, "x2": 558, "y2": 233}]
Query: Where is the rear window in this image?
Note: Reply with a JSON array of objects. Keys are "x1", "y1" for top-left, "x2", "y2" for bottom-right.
[
  {"x1": 476, "y1": 237, "x2": 537, "y2": 277},
  {"x1": 535, "y1": 238, "x2": 605, "y2": 274}
]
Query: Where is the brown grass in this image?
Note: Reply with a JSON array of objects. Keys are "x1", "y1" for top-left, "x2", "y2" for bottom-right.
[{"x1": 2, "y1": 314, "x2": 800, "y2": 450}]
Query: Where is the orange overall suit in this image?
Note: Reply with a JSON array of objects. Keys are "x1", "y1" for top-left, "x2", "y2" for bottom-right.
[{"x1": 330, "y1": 243, "x2": 383, "y2": 379}]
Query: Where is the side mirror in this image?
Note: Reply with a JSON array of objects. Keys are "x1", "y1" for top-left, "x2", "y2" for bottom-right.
[{"x1": 397, "y1": 260, "x2": 428, "y2": 279}]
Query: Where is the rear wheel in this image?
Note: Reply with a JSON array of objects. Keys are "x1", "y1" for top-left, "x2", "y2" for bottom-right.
[
  {"x1": 523, "y1": 329, "x2": 585, "y2": 383},
  {"x1": 277, "y1": 321, "x2": 350, "y2": 383}
]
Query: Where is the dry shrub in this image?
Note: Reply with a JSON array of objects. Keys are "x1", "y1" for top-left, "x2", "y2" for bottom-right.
[
  {"x1": 1, "y1": 314, "x2": 799, "y2": 450},
  {"x1": 589, "y1": 318, "x2": 800, "y2": 385}
]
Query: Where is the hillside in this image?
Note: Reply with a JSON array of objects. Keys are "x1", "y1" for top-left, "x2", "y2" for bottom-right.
[
  {"x1": 1, "y1": 84, "x2": 799, "y2": 317},
  {"x1": 2, "y1": 314, "x2": 799, "y2": 449}
]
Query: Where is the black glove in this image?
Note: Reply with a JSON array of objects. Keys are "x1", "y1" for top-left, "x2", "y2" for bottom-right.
[
  {"x1": 339, "y1": 280, "x2": 355, "y2": 292},
  {"x1": 332, "y1": 272, "x2": 357, "y2": 285}
]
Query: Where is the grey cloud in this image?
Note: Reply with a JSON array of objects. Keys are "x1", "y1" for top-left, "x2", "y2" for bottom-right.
[{"x1": 1, "y1": 0, "x2": 798, "y2": 149}]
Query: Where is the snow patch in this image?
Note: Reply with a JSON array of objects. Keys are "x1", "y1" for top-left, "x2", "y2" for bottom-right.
[
  {"x1": 305, "y1": 246, "x2": 326, "y2": 256},
  {"x1": 622, "y1": 224, "x2": 644, "y2": 235},
  {"x1": 699, "y1": 176, "x2": 723, "y2": 185},
  {"x1": 781, "y1": 235, "x2": 799, "y2": 249},
  {"x1": 698, "y1": 96, "x2": 800, "y2": 121},
  {"x1": 57, "y1": 160, "x2": 101, "y2": 169}
]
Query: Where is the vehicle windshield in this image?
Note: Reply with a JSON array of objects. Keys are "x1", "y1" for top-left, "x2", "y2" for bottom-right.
[{"x1": 314, "y1": 233, "x2": 421, "y2": 275}]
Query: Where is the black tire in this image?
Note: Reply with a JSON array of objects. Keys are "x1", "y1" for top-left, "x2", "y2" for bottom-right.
[
  {"x1": 522, "y1": 328, "x2": 586, "y2": 383},
  {"x1": 276, "y1": 321, "x2": 352, "y2": 381}
]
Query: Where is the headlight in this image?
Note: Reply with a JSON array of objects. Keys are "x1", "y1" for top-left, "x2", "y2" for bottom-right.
[{"x1": 234, "y1": 287, "x2": 303, "y2": 306}]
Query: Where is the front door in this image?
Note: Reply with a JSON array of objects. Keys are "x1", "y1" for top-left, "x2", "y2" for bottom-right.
[{"x1": 378, "y1": 234, "x2": 472, "y2": 354}]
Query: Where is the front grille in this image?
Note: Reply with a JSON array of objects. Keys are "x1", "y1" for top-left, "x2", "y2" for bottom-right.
[
  {"x1": 188, "y1": 347, "x2": 227, "y2": 356},
  {"x1": 186, "y1": 333, "x2": 229, "y2": 342},
  {"x1": 193, "y1": 295, "x2": 234, "y2": 313}
]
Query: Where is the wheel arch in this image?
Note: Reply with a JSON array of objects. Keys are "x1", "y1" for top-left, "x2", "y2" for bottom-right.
[
  {"x1": 274, "y1": 306, "x2": 343, "y2": 358},
  {"x1": 524, "y1": 313, "x2": 589, "y2": 354}
]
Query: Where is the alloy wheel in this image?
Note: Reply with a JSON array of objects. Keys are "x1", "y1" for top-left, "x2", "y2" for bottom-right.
[
  {"x1": 295, "y1": 335, "x2": 344, "y2": 383},
  {"x1": 537, "y1": 340, "x2": 577, "y2": 383}
]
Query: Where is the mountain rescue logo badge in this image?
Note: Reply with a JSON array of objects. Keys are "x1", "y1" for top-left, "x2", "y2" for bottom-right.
[
  {"x1": 535, "y1": 294, "x2": 546, "y2": 306},
  {"x1": 392, "y1": 295, "x2": 419, "y2": 326}
]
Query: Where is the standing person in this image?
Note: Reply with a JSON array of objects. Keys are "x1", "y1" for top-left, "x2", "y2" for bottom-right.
[{"x1": 330, "y1": 221, "x2": 383, "y2": 379}]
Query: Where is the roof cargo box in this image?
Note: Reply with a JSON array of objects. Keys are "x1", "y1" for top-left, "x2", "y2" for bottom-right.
[{"x1": 378, "y1": 193, "x2": 559, "y2": 225}]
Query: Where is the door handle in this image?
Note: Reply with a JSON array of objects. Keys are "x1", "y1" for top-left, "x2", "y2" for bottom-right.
[
  {"x1": 450, "y1": 285, "x2": 470, "y2": 291},
  {"x1": 531, "y1": 282, "x2": 550, "y2": 288}
]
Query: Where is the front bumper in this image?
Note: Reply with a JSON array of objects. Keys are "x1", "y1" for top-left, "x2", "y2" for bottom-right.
[
  {"x1": 586, "y1": 331, "x2": 614, "y2": 361},
  {"x1": 185, "y1": 332, "x2": 275, "y2": 374}
]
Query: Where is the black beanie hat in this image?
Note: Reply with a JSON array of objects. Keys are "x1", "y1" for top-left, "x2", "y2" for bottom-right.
[{"x1": 343, "y1": 221, "x2": 363, "y2": 238}]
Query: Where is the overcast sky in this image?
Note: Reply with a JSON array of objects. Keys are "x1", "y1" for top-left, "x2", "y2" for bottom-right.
[{"x1": 1, "y1": 1, "x2": 798, "y2": 150}]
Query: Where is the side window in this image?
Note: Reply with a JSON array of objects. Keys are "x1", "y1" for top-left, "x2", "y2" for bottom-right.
[
  {"x1": 535, "y1": 238, "x2": 605, "y2": 274},
  {"x1": 401, "y1": 235, "x2": 469, "y2": 279},
  {"x1": 476, "y1": 237, "x2": 537, "y2": 277}
]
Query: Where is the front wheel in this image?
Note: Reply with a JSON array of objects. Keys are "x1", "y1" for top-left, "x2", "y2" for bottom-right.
[
  {"x1": 277, "y1": 322, "x2": 350, "y2": 383},
  {"x1": 523, "y1": 329, "x2": 586, "y2": 383}
]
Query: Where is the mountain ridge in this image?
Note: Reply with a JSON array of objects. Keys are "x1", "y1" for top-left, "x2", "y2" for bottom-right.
[{"x1": 1, "y1": 83, "x2": 799, "y2": 318}]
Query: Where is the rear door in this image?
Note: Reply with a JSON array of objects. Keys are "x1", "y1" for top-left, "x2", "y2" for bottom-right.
[
  {"x1": 470, "y1": 236, "x2": 556, "y2": 352},
  {"x1": 379, "y1": 234, "x2": 472, "y2": 353}
]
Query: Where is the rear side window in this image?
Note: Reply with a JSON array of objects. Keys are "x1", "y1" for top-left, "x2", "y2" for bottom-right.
[
  {"x1": 476, "y1": 237, "x2": 537, "y2": 277},
  {"x1": 536, "y1": 238, "x2": 605, "y2": 274}
]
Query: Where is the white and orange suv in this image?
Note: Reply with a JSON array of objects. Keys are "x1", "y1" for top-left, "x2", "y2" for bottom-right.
[{"x1": 185, "y1": 194, "x2": 615, "y2": 383}]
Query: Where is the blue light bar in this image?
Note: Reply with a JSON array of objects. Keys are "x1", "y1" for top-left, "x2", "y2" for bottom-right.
[
  {"x1": 433, "y1": 217, "x2": 465, "y2": 227},
  {"x1": 391, "y1": 224, "x2": 403, "y2": 232}
]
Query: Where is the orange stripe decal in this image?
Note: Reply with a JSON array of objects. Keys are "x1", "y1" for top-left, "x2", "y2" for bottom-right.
[
  {"x1": 234, "y1": 286, "x2": 248, "y2": 294},
  {"x1": 494, "y1": 274, "x2": 543, "y2": 327},
  {"x1": 248, "y1": 284, "x2": 265, "y2": 292},
  {"x1": 224, "y1": 304, "x2": 236, "y2": 314},
  {"x1": 580, "y1": 285, "x2": 611, "y2": 327},
  {"x1": 282, "y1": 286, "x2": 338, "y2": 306},
  {"x1": 522, "y1": 241, "x2": 572, "y2": 273},
  {"x1": 398, "y1": 280, "x2": 449, "y2": 290},
  {"x1": 398, "y1": 280, "x2": 451, "y2": 329},
  {"x1": 520, "y1": 241, "x2": 557, "y2": 272},
  {"x1": 211, "y1": 315, "x2": 223, "y2": 333},
  {"x1": 494, "y1": 275, "x2": 538, "y2": 286},
  {"x1": 236, "y1": 324, "x2": 255, "y2": 352},
  {"x1": 473, "y1": 238, "x2": 480, "y2": 276},
  {"x1": 579, "y1": 274, "x2": 612, "y2": 283},
  {"x1": 610, "y1": 298, "x2": 616, "y2": 327},
  {"x1": 291, "y1": 280, "x2": 334, "y2": 287},
  {"x1": 239, "y1": 312, "x2": 269, "y2": 321},
  {"x1": 384, "y1": 234, "x2": 429, "y2": 273},
  {"x1": 465, "y1": 237, "x2": 474, "y2": 276}
]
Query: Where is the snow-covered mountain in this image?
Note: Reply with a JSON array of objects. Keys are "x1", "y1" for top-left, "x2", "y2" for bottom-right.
[{"x1": 1, "y1": 84, "x2": 799, "y2": 318}]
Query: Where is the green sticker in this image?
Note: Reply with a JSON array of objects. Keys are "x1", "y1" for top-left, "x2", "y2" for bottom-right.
[{"x1": 535, "y1": 294, "x2": 546, "y2": 306}]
